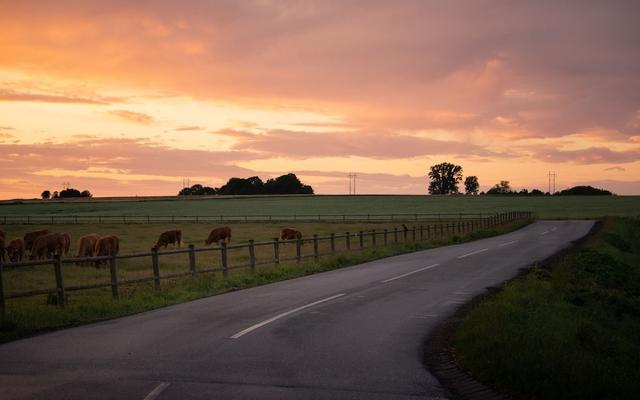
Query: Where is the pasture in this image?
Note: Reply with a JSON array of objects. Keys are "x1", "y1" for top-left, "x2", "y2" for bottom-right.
[{"x1": 1, "y1": 194, "x2": 639, "y2": 219}]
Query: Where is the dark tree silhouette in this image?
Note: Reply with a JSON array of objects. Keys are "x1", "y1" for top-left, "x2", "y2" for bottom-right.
[
  {"x1": 41, "y1": 190, "x2": 51, "y2": 199},
  {"x1": 559, "y1": 185, "x2": 612, "y2": 195},
  {"x1": 264, "y1": 173, "x2": 313, "y2": 195},
  {"x1": 80, "y1": 190, "x2": 93, "y2": 198},
  {"x1": 179, "y1": 184, "x2": 217, "y2": 196},
  {"x1": 52, "y1": 191, "x2": 59, "y2": 199},
  {"x1": 487, "y1": 180, "x2": 512, "y2": 195},
  {"x1": 218, "y1": 176, "x2": 265, "y2": 195},
  {"x1": 428, "y1": 163, "x2": 463, "y2": 194},
  {"x1": 530, "y1": 189, "x2": 544, "y2": 196},
  {"x1": 464, "y1": 176, "x2": 479, "y2": 195}
]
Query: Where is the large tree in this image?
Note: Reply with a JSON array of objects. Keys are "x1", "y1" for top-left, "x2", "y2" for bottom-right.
[
  {"x1": 428, "y1": 162, "x2": 463, "y2": 194},
  {"x1": 487, "y1": 180, "x2": 512, "y2": 194},
  {"x1": 464, "y1": 176, "x2": 479, "y2": 195}
]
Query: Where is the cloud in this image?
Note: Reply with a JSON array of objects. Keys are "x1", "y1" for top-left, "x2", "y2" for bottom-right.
[
  {"x1": 531, "y1": 146, "x2": 640, "y2": 164},
  {"x1": 107, "y1": 109, "x2": 154, "y2": 124},
  {"x1": 604, "y1": 166, "x2": 626, "y2": 172},
  {"x1": 0, "y1": 88, "x2": 111, "y2": 104},
  {"x1": 221, "y1": 128, "x2": 503, "y2": 160},
  {"x1": 175, "y1": 126, "x2": 203, "y2": 131}
]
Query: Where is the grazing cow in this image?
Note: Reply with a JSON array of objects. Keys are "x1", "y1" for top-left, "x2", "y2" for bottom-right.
[
  {"x1": 60, "y1": 233, "x2": 71, "y2": 256},
  {"x1": 6, "y1": 238, "x2": 25, "y2": 262},
  {"x1": 0, "y1": 230, "x2": 5, "y2": 263},
  {"x1": 76, "y1": 234, "x2": 100, "y2": 264},
  {"x1": 94, "y1": 235, "x2": 119, "y2": 268},
  {"x1": 280, "y1": 228, "x2": 303, "y2": 243},
  {"x1": 205, "y1": 226, "x2": 232, "y2": 245},
  {"x1": 30, "y1": 233, "x2": 66, "y2": 260},
  {"x1": 153, "y1": 229, "x2": 182, "y2": 250},
  {"x1": 24, "y1": 229, "x2": 51, "y2": 253}
]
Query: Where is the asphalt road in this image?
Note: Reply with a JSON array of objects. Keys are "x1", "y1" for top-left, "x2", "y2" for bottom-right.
[{"x1": 0, "y1": 220, "x2": 594, "y2": 400}]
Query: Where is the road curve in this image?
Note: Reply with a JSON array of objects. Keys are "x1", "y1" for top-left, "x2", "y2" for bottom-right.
[{"x1": 0, "y1": 220, "x2": 594, "y2": 400}]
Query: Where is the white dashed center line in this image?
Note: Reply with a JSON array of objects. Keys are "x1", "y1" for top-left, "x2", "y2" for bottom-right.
[
  {"x1": 143, "y1": 382, "x2": 170, "y2": 400},
  {"x1": 230, "y1": 293, "x2": 345, "y2": 339},
  {"x1": 540, "y1": 231, "x2": 549, "y2": 235},
  {"x1": 457, "y1": 248, "x2": 489, "y2": 259},
  {"x1": 498, "y1": 240, "x2": 519, "y2": 247},
  {"x1": 381, "y1": 263, "x2": 440, "y2": 283}
]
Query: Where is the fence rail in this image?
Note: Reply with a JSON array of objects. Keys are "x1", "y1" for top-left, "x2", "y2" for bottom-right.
[
  {"x1": 0, "y1": 211, "x2": 532, "y2": 315},
  {"x1": 0, "y1": 212, "x2": 501, "y2": 225}
]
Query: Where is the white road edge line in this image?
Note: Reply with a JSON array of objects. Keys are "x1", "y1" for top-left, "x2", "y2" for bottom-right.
[
  {"x1": 457, "y1": 248, "x2": 489, "y2": 259},
  {"x1": 143, "y1": 382, "x2": 170, "y2": 400},
  {"x1": 540, "y1": 230, "x2": 549, "y2": 235},
  {"x1": 230, "y1": 293, "x2": 346, "y2": 339},
  {"x1": 498, "y1": 240, "x2": 519, "y2": 247},
  {"x1": 381, "y1": 263, "x2": 440, "y2": 283}
]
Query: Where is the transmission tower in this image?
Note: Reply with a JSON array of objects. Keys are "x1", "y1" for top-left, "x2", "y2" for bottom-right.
[
  {"x1": 348, "y1": 173, "x2": 357, "y2": 195},
  {"x1": 548, "y1": 171, "x2": 557, "y2": 194}
]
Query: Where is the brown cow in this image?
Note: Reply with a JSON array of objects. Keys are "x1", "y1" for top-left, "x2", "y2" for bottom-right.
[
  {"x1": 281, "y1": 228, "x2": 303, "y2": 244},
  {"x1": 153, "y1": 229, "x2": 182, "y2": 250},
  {"x1": 94, "y1": 235, "x2": 119, "y2": 268},
  {"x1": 30, "y1": 233, "x2": 66, "y2": 260},
  {"x1": 205, "y1": 226, "x2": 232, "y2": 245},
  {"x1": 76, "y1": 234, "x2": 100, "y2": 264},
  {"x1": 60, "y1": 233, "x2": 71, "y2": 256},
  {"x1": 6, "y1": 238, "x2": 25, "y2": 262},
  {"x1": 24, "y1": 229, "x2": 51, "y2": 253}
]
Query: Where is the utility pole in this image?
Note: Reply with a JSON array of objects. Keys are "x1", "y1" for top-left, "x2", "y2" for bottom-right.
[
  {"x1": 548, "y1": 171, "x2": 557, "y2": 194},
  {"x1": 348, "y1": 173, "x2": 357, "y2": 195}
]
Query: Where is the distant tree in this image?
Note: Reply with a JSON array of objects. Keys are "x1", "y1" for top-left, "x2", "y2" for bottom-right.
[
  {"x1": 464, "y1": 176, "x2": 479, "y2": 195},
  {"x1": 179, "y1": 184, "x2": 217, "y2": 196},
  {"x1": 559, "y1": 185, "x2": 612, "y2": 196},
  {"x1": 519, "y1": 188, "x2": 529, "y2": 195},
  {"x1": 41, "y1": 190, "x2": 51, "y2": 199},
  {"x1": 487, "y1": 180, "x2": 512, "y2": 195},
  {"x1": 59, "y1": 188, "x2": 83, "y2": 198},
  {"x1": 218, "y1": 176, "x2": 265, "y2": 195},
  {"x1": 52, "y1": 191, "x2": 59, "y2": 199},
  {"x1": 428, "y1": 162, "x2": 463, "y2": 194},
  {"x1": 264, "y1": 173, "x2": 313, "y2": 195},
  {"x1": 530, "y1": 189, "x2": 544, "y2": 196},
  {"x1": 80, "y1": 190, "x2": 93, "y2": 198}
]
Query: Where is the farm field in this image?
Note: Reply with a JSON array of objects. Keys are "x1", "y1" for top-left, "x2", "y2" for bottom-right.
[
  {"x1": 1, "y1": 194, "x2": 639, "y2": 219},
  {"x1": 0, "y1": 217, "x2": 531, "y2": 342}
]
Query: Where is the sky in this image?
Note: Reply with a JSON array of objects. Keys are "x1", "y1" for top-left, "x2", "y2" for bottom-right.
[{"x1": 1, "y1": 0, "x2": 639, "y2": 198}]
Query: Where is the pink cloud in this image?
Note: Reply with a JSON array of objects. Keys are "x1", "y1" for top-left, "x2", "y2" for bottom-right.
[
  {"x1": 107, "y1": 109, "x2": 154, "y2": 124},
  {"x1": 532, "y1": 146, "x2": 640, "y2": 164}
]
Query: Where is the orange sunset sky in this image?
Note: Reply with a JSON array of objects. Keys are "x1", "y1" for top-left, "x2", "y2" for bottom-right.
[{"x1": 1, "y1": 1, "x2": 639, "y2": 198}]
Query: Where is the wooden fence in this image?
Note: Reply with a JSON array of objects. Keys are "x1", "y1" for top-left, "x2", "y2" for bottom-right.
[
  {"x1": 1, "y1": 212, "x2": 495, "y2": 225},
  {"x1": 0, "y1": 211, "x2": 532, "y2": 316}
]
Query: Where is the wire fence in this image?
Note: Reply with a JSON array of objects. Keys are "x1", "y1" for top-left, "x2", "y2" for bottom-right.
[
  {"x1": 0, "y1": 212, "x2": 500, "y2": 225},
  {"x1": 0, "y1": 211, "x2": 532, "y2": 316}
]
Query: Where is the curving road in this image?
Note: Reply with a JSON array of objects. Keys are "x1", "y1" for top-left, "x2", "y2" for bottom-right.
[{"x1": 0, "y1": 220, "x2": 594, "y2": 400}]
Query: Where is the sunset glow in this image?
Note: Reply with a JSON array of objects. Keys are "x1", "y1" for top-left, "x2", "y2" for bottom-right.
[{"x1": 1, "y1": 1, "x2": 639, "y2": 198}]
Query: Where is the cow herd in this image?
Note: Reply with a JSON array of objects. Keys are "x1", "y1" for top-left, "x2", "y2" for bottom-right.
[{"x1": 0, "y1": 227, "x2": 303, "y2": 266}]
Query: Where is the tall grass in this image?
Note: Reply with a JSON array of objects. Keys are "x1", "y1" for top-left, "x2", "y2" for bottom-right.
[{"x1": 453, "y1": 218, "x2": 640, "y2": 399}]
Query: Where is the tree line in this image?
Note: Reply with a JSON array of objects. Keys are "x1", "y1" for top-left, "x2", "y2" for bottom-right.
[
  {"x1": 427, "y1": 162, "x2": 612, "y2": 196},
  {"x1": 179, "y1": 173, "x2": 314, "y2": 196},
  {"x1": 41, "y1": 188, "x2": 93, "y2": 199}
]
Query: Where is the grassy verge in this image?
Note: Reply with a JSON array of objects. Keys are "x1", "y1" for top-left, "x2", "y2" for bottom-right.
[
  {"x1": 453, "y1": 217, "x2": 640, "y2": 399},
  {"x1": 0, "y1": 219, "x2": 531, "y2": 343}
]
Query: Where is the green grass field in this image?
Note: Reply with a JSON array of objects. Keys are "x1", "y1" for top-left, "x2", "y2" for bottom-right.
[
  {"x1": 453, "y1": 218, "x2": 640, "y2": 399},
  {"x1": 1, "y1": 194, "x2": 638, "y2": 219}
]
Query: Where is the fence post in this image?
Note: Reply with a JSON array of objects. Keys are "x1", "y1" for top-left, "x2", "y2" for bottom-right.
[
  {"x1": 0, "y1": 260, "x2": 5, "y2": 318},
  {"x1": 346, "y1": 232, "x2": 351, "y2": 250},
  {"x1": 221, "y1": 242, "x2": 229, "y2": 278},
  {"x1": 394, "y1": 227, "x2": 398, "y2": 243},
  {"x1": 403, "y1": 227, "x2": 408, "y2": 242},
  {"x1": 384, "y1": 229, "x2": 388, "y2": 246},
  {"x1": 313, "y1": 234, "x2": 319, "y2": 261},
  {"x1": 188, "y1": 244, "x2": 196, "y2": 275},
  {"x1": 273, "y1": 238, "x2": 280, "y2": 267},
  {"x1": 412, "y1": 226, "x2": 416, "y2": 241},
  {"x1": 296, "y1": 238, "x2": 302, "y2": 263},
  {"x1": 372, "y1": 230, "x2": 376, "y2": 246},
  {"x1": 420, "y1": 225, "x2": 424, "y2": 241},
  {"x1": 330, "y1": 233, "x2": 336, "y2": 255},
  {"x1": 53, "y1": 255, "x2": 66, "y2": 307},
  {"x1": 440, "y1": 223, "x2": 444, "y2": 237},
  {"x1": 109, "y1": 254, "x2": 119, "y2": 300},
  {"x1": 359, "y1": 231, "x2": 364, "y2": 249},
  {"x1": 249, "y1": 240, "x2": 256, "y2": 271},
  {"x1": 151, "y1": 248, "x2": 160, "y2": 290},
  {"x1": 427, "y1": 224, "x2": 431, "y2": 240}
]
